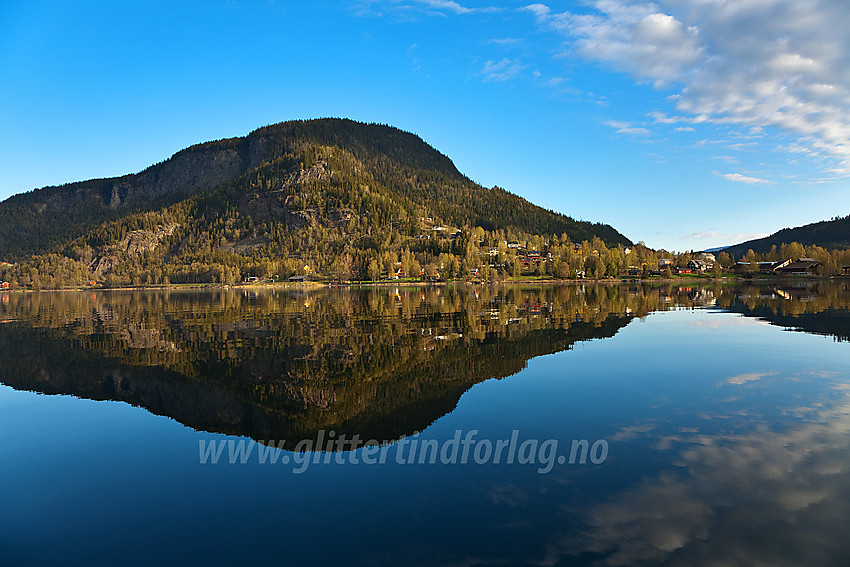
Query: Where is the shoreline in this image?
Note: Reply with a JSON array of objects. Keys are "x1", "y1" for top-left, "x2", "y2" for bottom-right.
[{"x1": 2, "y1": 274, "x2": 846, "y2": 293}]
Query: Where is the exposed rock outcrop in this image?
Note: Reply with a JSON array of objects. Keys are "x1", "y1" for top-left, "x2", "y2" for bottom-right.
[{"x1": 89, "y1": 223, "x2": 179, "y2": 275}]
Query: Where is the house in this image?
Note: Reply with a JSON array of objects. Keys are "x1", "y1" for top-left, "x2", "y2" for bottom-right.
[
  {"x1": 288, "y1": 275, "x2": 309, "y2": 282},
  {"x1": 735, "y1": 260, "x2": 781, "y2": 273},
  {"x1": 0, "y1": 261, "x2": 12, "y2": 268},
  {"x1": 687, "y1": 259, "x2": 710, "y2": 272},
  {"x1": 659, "y1": 259, "x2": 674, "y2": 269},
  {"x1": 244, "y1": 276, "x2": 260, "y2": 283},
  {"x1": 507, "y1": 241, "x2": 520, "y2": 249},
  {"x1": 760, "y1": 259, "x2": 791, "y2": 273},
  {"x1": 84, "y1": 280, "x2": 97, "y2": 286},
  {"x1": 0, "y1": 281, "x2": 9, "y2": 290},
  {"x1": 843, "y1": 266, "x2": 850, "y2": 276},
  {"x1": 697, "y1": 252, "x2": 716, "y2": 264},
  {"x1": 775, "y1": 258, "x2": 821, "y2": 276}
]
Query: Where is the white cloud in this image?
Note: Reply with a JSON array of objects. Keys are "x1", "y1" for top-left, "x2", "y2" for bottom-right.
[
  {"x1": 686, "y1": 231, "x2": 723, "y2": 240},
  {"x1": 647, "y1": 110, "x2": 707, "y2": 125},
  {"x1": 719, "y1": 172, "x2": 773, "y2": 185},
  {"x1": 567, "y1": 394, "x2": 850, "y2": 566},
  {"x1": 480, "y1": 58, "x2": 523, "y2": 82},
  {"x1": 606, "y1": 119, "x2": 650, "y2": 136},
  {"x1": 485, "y1": 37, "x2": 522, "y2": 45},
  {"x1": 526, "y1": 383, "x2": 850, "y2": 567},
  {"x1": 524, "y1": 0, "x2": 850, "y2": 176},
  {"x1": 683, "y1": 230, "x2": 770, "y2": 242},
  {"x1": 416, "y1": 0, "x2": 474, "y2": 14},
  {"x1": 724, "y1": 371, "x2": 778, "y2": 386},
  {"x1": 712, "y1": 155, "x2": 737, "y2": 163},
  {"x1": 570, "y1": 8, "x2": 703, "y2": 87},
  {"x1": 365, "y1": 0, "x2": 850, "y2": 178},
  {"x1": 521, "y1": 3, "x2": 551, "y2": 20},
  {"x1": 685, "y1": 317, "x2": 768, "y2": 329},
  {"x1": 356, "y1": 0, "x2": 501, "y2": 17}
]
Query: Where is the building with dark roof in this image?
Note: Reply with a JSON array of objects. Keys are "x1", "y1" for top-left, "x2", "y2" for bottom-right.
[{"x1": 775, "y1": 259, "x2": 821, "y2": 275}]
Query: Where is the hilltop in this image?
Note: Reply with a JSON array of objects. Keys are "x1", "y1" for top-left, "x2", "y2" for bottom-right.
[
  {"x1": 723, "y1": 215, "x2": 850, "y2": 258},
  {"x1": 0, "y1": 118, "x2": 631, "y2": 288}
]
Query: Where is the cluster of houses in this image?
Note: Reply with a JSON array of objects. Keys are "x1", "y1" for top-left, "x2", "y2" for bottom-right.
[
  {"x1": 415, "y1": 218, "x2": 462, "y2": 241},
  {"x1": 662, "y1": 253, "x2": 716, "y2": 275},
  {"x1": 489, "y1": 242, "x2": 551, "y2": 269},
  {"x1": 629, "y1": 253, "x2": 718, "y2": 276},
  {"x1": 734, "y1": 258, "x2": 822, "y2": 276},
  {"x1": 651, "y1": 254, "x2": 824, "y2": 277}
]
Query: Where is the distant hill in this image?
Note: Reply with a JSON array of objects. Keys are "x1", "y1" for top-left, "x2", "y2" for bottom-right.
[{"x1": 723, "y1": 215, "x2": 850, "y2": 258}]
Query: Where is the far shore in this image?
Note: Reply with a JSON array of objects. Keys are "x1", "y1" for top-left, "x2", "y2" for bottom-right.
[{"x1": 1, "y1": 274, "x2": 846, "y2": 293}]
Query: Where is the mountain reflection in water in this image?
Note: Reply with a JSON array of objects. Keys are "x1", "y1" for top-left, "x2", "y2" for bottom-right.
[
  {"x1": 2, "y1": 281, "x2": 850, "y2": 567},
  {"x1": 0, "y1": 282, "x2": 848, "y2": 448}
]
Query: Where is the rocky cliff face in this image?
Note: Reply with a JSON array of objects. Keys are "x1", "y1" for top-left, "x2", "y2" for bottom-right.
[
  {"x1": 238, "y1": 160, "x2": 354, "y2": 229},
  {"x1": 89, "y1": 223, "x2": 180, "y2": 276},
  {"x1": 101, "y1": 138, "x2": 270, "y2": 209},
  {"x1": 0, "y1": 134, "x2": 271, "y2": 258}
]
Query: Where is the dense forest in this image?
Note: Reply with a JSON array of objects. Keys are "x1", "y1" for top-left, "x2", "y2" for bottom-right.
[
  {"x1": 0, "y1": 119, "x2": 635, "y2": 289},
  {"x1": 3, "y1": 227, "x2": 850, "y2": 289},
  {"x1": 723, "y1": 214, "x2": 850, "y2": 256}
]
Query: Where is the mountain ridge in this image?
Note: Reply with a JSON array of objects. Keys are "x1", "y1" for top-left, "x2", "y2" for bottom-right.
[
  {"x1": 723, "y1": 214, "x2": 850, "y2": 258},
  {"x1": 0, "y1": 118, "x2": 632, "y2": 288}
]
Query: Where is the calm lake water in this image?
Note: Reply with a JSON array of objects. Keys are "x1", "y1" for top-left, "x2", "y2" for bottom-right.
[{"x1": 1, "y1": 282, "x2": 849, "y2": 566}]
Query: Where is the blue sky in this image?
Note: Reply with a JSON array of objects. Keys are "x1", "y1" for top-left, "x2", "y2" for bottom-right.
[{"x1": 2, "y1": 0, "x2": 849, "y2": 250}]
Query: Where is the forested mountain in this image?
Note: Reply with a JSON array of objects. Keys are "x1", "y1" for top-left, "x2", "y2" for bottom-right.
[
  {"x1": 0, "y1": 119, "x2": 631, "y2": 288},
  {"x1": 723, "y1": 215, "x2": 850, "y2": 257},
  {"x1": 0, "y1": 133, "x2": 268, "y2": 258}
]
